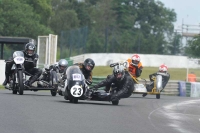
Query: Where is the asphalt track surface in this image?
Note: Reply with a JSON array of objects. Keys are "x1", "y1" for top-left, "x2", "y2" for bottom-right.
[{"x1": 0, "y1": 89, "x2": 200, "y2": 133}]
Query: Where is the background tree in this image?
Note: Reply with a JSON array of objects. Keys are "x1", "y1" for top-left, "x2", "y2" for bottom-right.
[
  {"x1": 0, "y1": 0, "x2": 52, "y2": 39},
  {"x1": 185, "y1": 36, "x2": 200, "y2": 57}
]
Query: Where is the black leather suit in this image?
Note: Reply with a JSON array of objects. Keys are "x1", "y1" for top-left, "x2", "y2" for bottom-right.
[
  {"x1": 93, "y1": 72, "x2": 134, "y2": 100},
  {"x1": 74, "y1": 63, "x2": 93, "y2": 85}
]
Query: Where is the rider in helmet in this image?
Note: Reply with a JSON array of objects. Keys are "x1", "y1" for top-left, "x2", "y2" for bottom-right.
[
  {"x1": 3, "y1": 42, "x2": 42, "y2": 87},
  {"x1": 142, "y1": 64, "x2": 170, "y2": 97},
  {"x1": 73, "y1": 58, "x2": 95, "y2": 98},
  {"x1": 124, "y1": 54, "x2": 143, "y2": 79},
  {"x1": 74, "y1": 58, "x2": 95, "y2": 85},
  {"x1": 42, "y1": 59, "x2": 68, "y2": 80},
  {"x1": 49, "y1": 59, "x2": 68, "y2": 74},
  {"x1": 90, "y1": 64, "x2": 134, "y2": 101}
]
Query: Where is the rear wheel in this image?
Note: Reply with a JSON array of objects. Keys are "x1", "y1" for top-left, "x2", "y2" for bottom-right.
[
  {"x1": 50, "y1": 71, "x2": 58, "y2": 96},
  {"x1": 112, "y1": 100, "x2": 119, "y2": 105},
  {"x1": 17, "y1": 70, "x2": 24, "y2": 95},
  {"x1": 50, "y1": 84, "x2": 58, "y2": 96},
  {"x1": 156, "y1": 94, "x2": 160, "y2": 99}
]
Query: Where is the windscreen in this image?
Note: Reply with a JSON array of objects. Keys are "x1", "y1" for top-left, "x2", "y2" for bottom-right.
[
  {"x1": 13, "y1": 51, "x2": 24, "y2": 58},
  {"x1": 66, "y1": 66, "x2": 85, "y2": 81}
]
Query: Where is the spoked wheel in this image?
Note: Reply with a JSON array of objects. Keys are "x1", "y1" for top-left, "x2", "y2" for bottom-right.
[
  {"x1": 17, "y1": 70, "x2": 24, "y2": 95},
  {"x1": 51, "y1": 85, "x2": 58, "y2": 96},
  {"x1": 112, "y1": 100, "x2": 119, "y2": 105},
  {"x1": 156, "y1": 94, "x2": 160, "y2": 99}
]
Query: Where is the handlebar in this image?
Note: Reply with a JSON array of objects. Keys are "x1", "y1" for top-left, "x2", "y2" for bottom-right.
[{"x1": 110, "y1": 62, "x2": 119, "y2": 67}]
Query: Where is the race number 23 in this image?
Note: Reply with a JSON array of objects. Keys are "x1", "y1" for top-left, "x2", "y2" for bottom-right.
[
  {"x1": 70, "y1": 85, "x2": 83, "y2": 97},
  {"x1": 73, "y1": 88, "x2": 82, "y2": 95}
]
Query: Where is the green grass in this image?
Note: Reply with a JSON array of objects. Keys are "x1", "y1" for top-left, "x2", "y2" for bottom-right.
[{"x1": 93, "y1": 66, "x2": 200, "y2": 81}]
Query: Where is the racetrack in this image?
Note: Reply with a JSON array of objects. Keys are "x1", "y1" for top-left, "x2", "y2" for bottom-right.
[{"x1": 0, "y1": 90, "x2": 200, "y2": 133}]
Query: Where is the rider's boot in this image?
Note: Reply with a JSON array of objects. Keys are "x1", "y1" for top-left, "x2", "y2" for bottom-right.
[
  {"x1": 2, "y1": 73, "x2": 10, "y2": 86},
  {"x1": 28, "y1": 75, "x2": 39, "y2": 87}
]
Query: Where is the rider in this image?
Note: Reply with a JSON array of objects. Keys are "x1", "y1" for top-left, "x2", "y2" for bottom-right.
[
  {"x1": 49, "y1": 59, "x2": 68, "y2": 75},
  {"x1": 143, "y1": 64, "x2": 170, "y2": 97},
  {"x1": 74, "y1": 58, "x2": 95, "y2": 98},
  {"x1": 124, "y1": 54, "x2": 143, "y2": 79},
  {"x1": 74, "y1": 58, "x2": 95, "y2": 85},
  {"x1": 91, "y1": 64, "x2": 134, "y2": 101},
  {"x1": 3, "y1": 42, "x2": 42, "y2": 87},
  {"x1": 41, "y1": 59, "x2": 68, "y2": 82}
]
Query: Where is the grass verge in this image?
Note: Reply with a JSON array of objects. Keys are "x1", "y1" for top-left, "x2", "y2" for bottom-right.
[{"x1": 93, "y1": 66, "x2": 200, "y2": 81}]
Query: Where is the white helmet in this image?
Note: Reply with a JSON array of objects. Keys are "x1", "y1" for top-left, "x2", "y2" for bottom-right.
[
  {"x1": 159, "y1": 64, "x2": 168, "y2": 73},
  {"x1": 131, "y1": 54, "x2": 140, "y2": 66}
]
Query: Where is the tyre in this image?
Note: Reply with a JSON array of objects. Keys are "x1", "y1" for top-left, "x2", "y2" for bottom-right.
[
  {"x1": 73, "y1": 98, "x2": 78, "y2": 103},
  {"x1": 112, "y1": 100, "x2": 119, "y2": 105},
  {"x1": 17, "y1": 70, "x2": 24, "y2": 95},
  {"x1": 69, "y1": 98, "x2": 73, "y2": 103},
  {"x1": 58, "y1": 90, "x2": 63, "y2": 96},
  {"x1": 51, "y1": 90, "x2": 57, "y2": 96},
  {"x1": 156, "y1": 94, "x2": 160, "y2": 99},
  {"x1": 13, "y1": 90, "x2": 17, "y2": 94},
  {"x1": 50, "y1": 72, "x2": 58, "y2": 96}
]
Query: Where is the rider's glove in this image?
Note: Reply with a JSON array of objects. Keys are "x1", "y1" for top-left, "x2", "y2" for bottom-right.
[{"x1": 89, "y1": 85, "x2": 98, "y2": 90}]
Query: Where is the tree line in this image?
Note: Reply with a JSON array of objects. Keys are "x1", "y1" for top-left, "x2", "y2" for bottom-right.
[{"x1": 0, "y1": 0, "x2": 198, "y2": 57}]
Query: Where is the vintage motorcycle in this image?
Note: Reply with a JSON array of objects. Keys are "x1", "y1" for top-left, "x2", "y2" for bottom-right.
[
  {"x1": 110, "y1": 62, "x2": 163, "y2": 99},
  {"x1": 5, "y1": 51, "x2": 58, "y2": 96},
  {"x1": 61, "y1": 65, "x2": 119, "y2": 105},
  {"x1": 5, "y1": 51, "x2": 25, "y2": 95}
]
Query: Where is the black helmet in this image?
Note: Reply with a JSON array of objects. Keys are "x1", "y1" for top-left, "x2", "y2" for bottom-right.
[
  {"x1": 83, "y1": 58, "x2": 95, "y2": 71},
  {"x1": 58, "y1": 59, "x2": 68, "y2": 73},
  {"x1": 113, "y1": 64, "x2": 125, "y2": 81},
  {"x1": 25, "y1": 42, "x2": 36, "y2": 56}
]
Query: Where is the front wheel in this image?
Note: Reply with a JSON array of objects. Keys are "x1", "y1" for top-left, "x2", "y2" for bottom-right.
[
  {"x1": 17, "y1": 70, "x2": 24, "y2": 95},
  {"x1": 70, "y1": 98, "x2": 78, "y2": 103},
  {"x1": 112, "y1": 100, "x2": 119, "y2": 105}
]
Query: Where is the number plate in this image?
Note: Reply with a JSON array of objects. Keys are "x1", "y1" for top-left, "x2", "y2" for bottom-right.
[
  {"x1": 72, "y1": 74, "x2": 82, "y2": 81},
  {"x1": 70, "y1": 85, "x2": 83, "y2": 97}
]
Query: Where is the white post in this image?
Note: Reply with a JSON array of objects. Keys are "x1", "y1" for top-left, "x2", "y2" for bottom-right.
[
  {"x1": 37, "y1": 36, "x2": 40, "y2": 68},
  {"x1": 48, "y1": 34, "x2": 51, "y2": 66},
  {"x1": 45, "y1": 37, "x2": 49, "y2": 65}
]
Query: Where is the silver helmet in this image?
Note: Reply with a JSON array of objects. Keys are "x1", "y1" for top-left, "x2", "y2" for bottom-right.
[
  {"x1": 58, "y1": 59, "x2": 68, "y2": 73},
  {"x1": 113, "y1": 64, "x2": 125, "y2": 81}
]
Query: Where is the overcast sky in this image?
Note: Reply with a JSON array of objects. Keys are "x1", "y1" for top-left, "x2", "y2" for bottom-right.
[{"x1": 158, "y1": 0, "x2": 200, "y2": 30}]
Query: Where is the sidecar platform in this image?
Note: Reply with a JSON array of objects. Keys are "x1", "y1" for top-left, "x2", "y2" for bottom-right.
[
  {"x1": 133, "y1": 83, "x2": 161, "y2": 99},
  {"x1": 24, "y1": 86, "x2": 55, "y2": 90}
]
